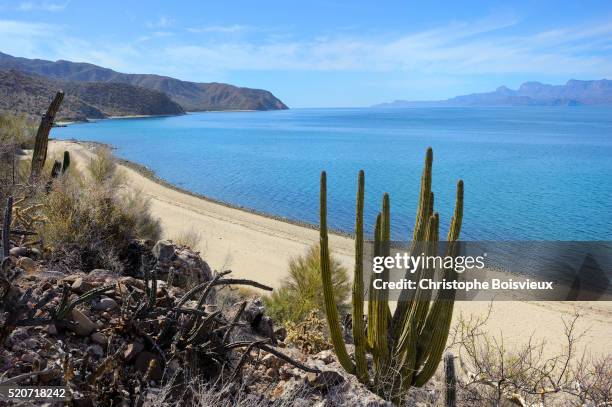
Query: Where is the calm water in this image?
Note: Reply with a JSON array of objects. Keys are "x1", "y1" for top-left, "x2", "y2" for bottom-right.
[{"x1": 54, "y1": 107, "x2": 612, "y2": 240}]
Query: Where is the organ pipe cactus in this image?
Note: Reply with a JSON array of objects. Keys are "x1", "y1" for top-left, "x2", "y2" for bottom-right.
[{"x1": 319, "y1": 148, "x2": 464, "y2": 404}]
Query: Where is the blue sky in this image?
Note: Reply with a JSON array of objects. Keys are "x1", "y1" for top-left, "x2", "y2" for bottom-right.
[{"x1": 1, "y1": 0, "x2": 611, "y2": 107}]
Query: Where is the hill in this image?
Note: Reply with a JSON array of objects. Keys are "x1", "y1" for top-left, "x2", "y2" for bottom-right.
[
  {"x1": 374, "y1": 79, "x2": 612, "y2": 107},
  {"x1": 0, "y1": 69, "x2": 185, "y2": 121},
  {"x1": 0, "y1": 52, "x2": 288, "y2": 111}
]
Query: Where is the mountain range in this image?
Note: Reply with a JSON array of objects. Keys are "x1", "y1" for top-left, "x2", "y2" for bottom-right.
[
  {"x1": 375, "y1": 80, "x2": 612, "y2": 107},
  {"x1": 0, "y1": 70, "x2": 186, "y2": 121},
  {"x1": 0, "y1": 51, "x2": 287, "y2": 120}
]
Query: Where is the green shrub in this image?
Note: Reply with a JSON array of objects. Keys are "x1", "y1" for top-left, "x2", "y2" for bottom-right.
[
  {"x1": 264, "y1": 245, "x2": 350, "y2": 324},
  {"x1": 39, "y1": 147, "x2": 161, "y2": 271}
]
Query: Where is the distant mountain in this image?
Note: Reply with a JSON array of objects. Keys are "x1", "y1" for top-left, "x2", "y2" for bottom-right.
[
  {"x1": 0, "y1": 70, "x2": 185, "y2": 121},
  {"x1": 374, "y1": 80, "x2": 612, "y2": 107},
  {"x1": 0, "y1": 52, "x2": 288, "y2": 111}
]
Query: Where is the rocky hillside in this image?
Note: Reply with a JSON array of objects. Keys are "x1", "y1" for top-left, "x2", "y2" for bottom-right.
[
  {"x1": 0, "y1": 52, "x2": 288, "y2": 111},
  {"x1": 0, "y1": 239, "x2": 403, "y2": 406},
  {"x1": 0, "y1": 70, "x2": 185, "y2": 121}
]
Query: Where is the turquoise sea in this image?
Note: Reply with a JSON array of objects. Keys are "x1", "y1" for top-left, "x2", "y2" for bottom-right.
[{"x1": 54, "y1": 107, "x2": 612, "y2": 241}]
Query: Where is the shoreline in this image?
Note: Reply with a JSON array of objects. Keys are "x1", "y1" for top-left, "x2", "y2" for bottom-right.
[
  {"x1": 48, "y1": 139, "x2": 357, "y2": 290},
  {"x1": 59, "y1": 138, "x2": 354, "y2": 239},
  {"x1": 54, "y1": 109, "x2": 275, "y2": 127},
  {"x1": 47, "y1": 139, "x2": 612, "y2": 357}
]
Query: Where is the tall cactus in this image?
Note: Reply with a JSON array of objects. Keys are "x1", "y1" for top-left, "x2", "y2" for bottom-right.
[
  {"x1": 320, "y1": 148, "x2": 464, "y2": 404},
  {"x1": 30, "y1": 91, "x2": 64, "y2": 181}
]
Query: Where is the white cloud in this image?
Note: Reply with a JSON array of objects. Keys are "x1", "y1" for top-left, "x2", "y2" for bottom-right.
[{"x1": 1, "y1": 15, "x2": 611, "y2": 83}]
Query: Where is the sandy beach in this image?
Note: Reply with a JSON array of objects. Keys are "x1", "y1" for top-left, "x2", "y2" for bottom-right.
[{"x1": 49, "y1": 140, "x2": 612, "y2": 356}]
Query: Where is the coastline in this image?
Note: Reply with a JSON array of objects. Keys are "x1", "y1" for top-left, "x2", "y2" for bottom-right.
[
  {"x1": 54, "y1": 109, "x2": 268, "y2": 127},
  {"x1": 47, "y1": 139, "x2": 612, "y2": 357}
]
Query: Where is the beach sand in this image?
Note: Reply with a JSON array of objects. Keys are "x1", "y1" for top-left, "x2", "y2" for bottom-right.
[{"x1": 49, "y1": 140, "x2": 612, "y2": 356}]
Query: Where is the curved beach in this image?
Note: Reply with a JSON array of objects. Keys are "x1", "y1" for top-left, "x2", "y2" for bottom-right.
[{"x1": 49, "y1": 140, "x2": 612, "y2": 356}]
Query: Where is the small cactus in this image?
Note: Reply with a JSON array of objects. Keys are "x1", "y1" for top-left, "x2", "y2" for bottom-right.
[
  {"x1": 62, "y1": 151, "x2": 71, "y2": 174},
  {"x1": 444, "y1": 352, "x2": 457, "y2": 407},
  {"x1": 320, "y1": 148, "x2": 464, "y2": 404}
]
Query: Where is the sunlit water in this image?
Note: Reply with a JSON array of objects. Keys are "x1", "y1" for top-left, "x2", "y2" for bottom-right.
[{"x1": 54, "y1": 107, "x2": 612, "y2": 240}]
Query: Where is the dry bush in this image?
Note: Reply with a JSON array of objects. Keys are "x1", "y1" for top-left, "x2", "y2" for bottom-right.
[
  {"x1": 263, "y1": 245, "x2": 350, "y2": 325},
  {"x1": 172, "y1": 228, "x2": 202, "y2": 249},
  {"x1": 284, "y1": 310, "x2": 332, "y2": 354},
  {"x1": 39, "y1": 147, "x2": 161, "y2": 272},
  {"x1": 449, "y1": 306, "x2": 612, "y2": 406},
  {"x1": 0, "y1": 114, "x2": 34, "y2": 206},
  {"x1": 0, "y1": 113, "x2": 35, "y2": 148}
]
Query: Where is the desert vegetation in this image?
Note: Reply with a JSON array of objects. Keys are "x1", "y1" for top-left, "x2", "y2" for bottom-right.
[
  {"x1": 264, "y1": 245, "x2": 350, "y2": 325},
  {"x1": 318, "y1": 149, "x2": 464, "y2": 404}
]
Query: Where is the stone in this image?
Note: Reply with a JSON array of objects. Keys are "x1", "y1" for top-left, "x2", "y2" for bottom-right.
[
  {"x1": 28, "y1": 247, "x2": 42, "y2": 259},
  {"x1": 47, "y1": 324, "x2": 58, "y2": 335},
  {"x1": 71, "y1": 277, "x2": 96, "y2": 294},
  {"x1": 274, "y1": 327, "x2": 287, "y2": 342},
  {"x1": 16, "y1": 257, "x2": 36, "y2": 273},
  {"x1": 70, "y1": 309, "x2": 97, "y2": 336},
  {"x1": 152, "y1": 240, "x2": 175, "y2": 263},
  {"x1": 89, "y1": 269, "x2": 114, "y2": 279},
  {"x1": 266, "y1": 367, "x2": 277, "y2": 378},
  {"x1": 134, "y1": 351, "x2": 163, "y2": 381},
  {"x1": 123, "y1": 342, "x2": 144, "y2": 361},
  {"x1": 306, "y1": 370, "x2": 345, "y2": 390},
  {"x1": 90, "y1": 332, "x2": 108, "y2": 346},
  {"x1": 314, "y1": 349, "x2": 335, "y2": 364},
  {"x1": 262, "y1": 353, "x2": 284, "y2": 369},
  {"x1": 92, "y1": 297, "x2": 118, "y2": 311},
  {"x1": 9, "y1": 246, "x2": 28, "y2": 257},
  {"x1": 87, "y1": 344, "x2": 104, "y2": 358}
]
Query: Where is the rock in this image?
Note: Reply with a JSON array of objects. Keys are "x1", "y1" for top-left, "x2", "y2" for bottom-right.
[
  {"x1": 306, "y1": 370, "x2": 345, "y2": 390},
  {"x1": 262, "y1": 353, "x2": 285, "y2": 369},
  {"x1": 152, "y1": 240, "x2": 175, "y2": 263},
  {"x1": 244, "y1": 299, "x2": 277, "y2": 344},
  {"x1": 314, "y1": 349, "x2": 335, "y2": 365},
  {"x1": 92, "y1": 297, "x2": 118, "y2": 311},
  {"x1": 70, "y1": 309, "x2": 97, "y2": 336},
  {"x1": 87, "y1": 344, "x2": 104, "y2": 358},
  {"x1": 16, "y1": 257, "x2": 36, "y2": 273},
  {"x1": 274, "y1": 326, "x2": 287, "y2": 342},
  {"x1": 172, "y1": 249, "x2": 213, "y2": 287},
  {"x1": 257, "y1": 316, "x2": 276, "y2": 344},
  {"x1": 90, "y1": 332, "x2": 108, "y2": 346},
  {"x1": 123, "y1": 342, "x2": 144, "y2": 361},
  {"x1": 47, "y1": 324, "x2": 58, "y2": 335},
  {"x1": 9, "y1": 246, "x2": 28, "y2": 257},
  {"x1": 28, "y1": 247, "x2": 42, "y2": 259},
  {"x1": 71, "y1": 277, "x2": 96, "y2": 294},
  {"x1": 134, "y1": 351, "x2": 163, "y2": 381}
]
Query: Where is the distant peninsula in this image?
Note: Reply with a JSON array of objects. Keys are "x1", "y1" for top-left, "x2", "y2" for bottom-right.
[
  {"x1": 0, "y1": 51, "x2": 288, "y2": 114},
  {"x1": 374, "y1": 79, "x2": 612, "y2": 107}
]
